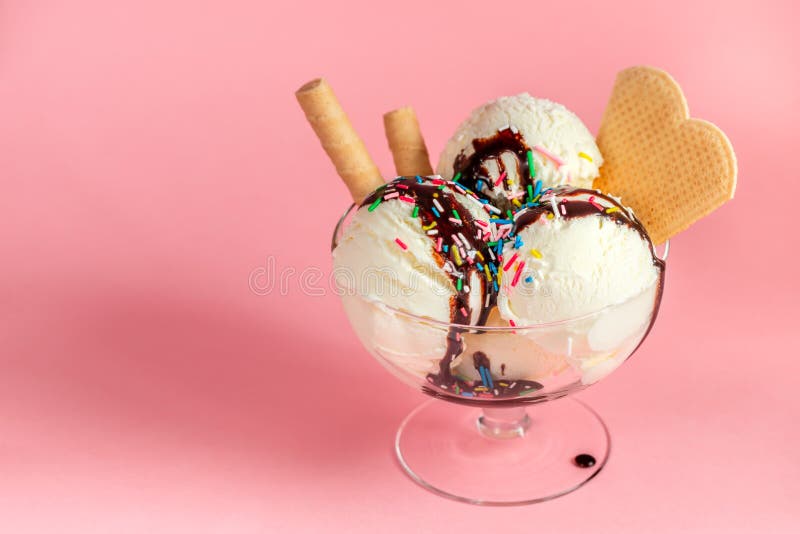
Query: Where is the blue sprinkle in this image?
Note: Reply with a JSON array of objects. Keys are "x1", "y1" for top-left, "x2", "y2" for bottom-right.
[
  {"x1": 492, "y1": 218, "x2": 513, "y2": 224},
  {"x1": 461, "y1": 392, "x2": 475, "y2": 397},
  {"x1": 479, "y1": 366, "x2": 494, "y2": 389},
  {"x1": 415, "y1": 176, "x2": 423, "y2": 183},
  {"x1": 489, "y1": 263, "x2": 498, "y2": 274},
  {"x1": 479, "y1": 199, "x2": 489, "y2": 204},
  {"x1": 442, "y1": 245, "x2": 449, "y2": 252},
  {"x1": 525, "y1": 276, "x2": 533, "y2": 283},
  {"x1": 476, "y1": 262, "x2": 483, "y2": 270},
  {"x1": 534, "y1": 179, "x2": 542, "y2": 197},
  {"x1": 476, "y1": 181, "x2": 483, "y2": 191},
  {"x1": 431, "y1": 207, "x2": 440, "y2": 217},
  {"x1": 514, "y1": 235, "x2": 523, "y2": 249},
  {"x1": 478, "y1": 366, "x2": 488, "y2": 387},
  {"x1": 493, "y1": 281, "x2": 499, "y2": 292}
]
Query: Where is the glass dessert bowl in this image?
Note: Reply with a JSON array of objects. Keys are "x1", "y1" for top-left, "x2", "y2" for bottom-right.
[{"x1": 332, "y1": 203, "x2": 668, "y2": 505}]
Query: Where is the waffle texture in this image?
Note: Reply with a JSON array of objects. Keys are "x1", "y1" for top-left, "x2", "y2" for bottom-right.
[{"x1": 594, "y1": 66, "x2": 737, "y2": 245}]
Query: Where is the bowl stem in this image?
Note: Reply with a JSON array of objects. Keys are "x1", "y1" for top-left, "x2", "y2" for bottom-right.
[{"x1": 477, "y1": 406, "x2": 531, "y2": 439}]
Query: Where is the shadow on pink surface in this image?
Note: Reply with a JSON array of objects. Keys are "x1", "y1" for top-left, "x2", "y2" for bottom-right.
[{"x1": 2, "y1": 285, "x2": 402, "y2": 481}]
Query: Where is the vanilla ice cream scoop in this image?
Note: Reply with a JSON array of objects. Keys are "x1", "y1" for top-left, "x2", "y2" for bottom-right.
[
  {"x1": 437, "y1": 94, "x2": 603, "y2": 212},
  {"x1": 498, "y1": 188, "x2": 662, "y2": 324},
  {"x1": 495, "y1": 187, "x2": 665, "y2": 383}
]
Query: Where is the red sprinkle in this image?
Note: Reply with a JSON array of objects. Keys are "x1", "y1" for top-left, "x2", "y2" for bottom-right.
[
  {"x1": 511, "y1": 261, "x2": 526, "y2": 287},
  {"x1": 460, "y1": 307, "x2": 469, "y2": 317},
  {"x1": 503, "y1": 253, "x2": 519, "y2": 272},
  {"x1": 494, "y1": 170, "x2": 508, "y2": 187},
  {"x1": 399, "y1": 195, "x2": 415, "y2": 203},
  {"x1": 509, "y1": 319, "x2": 517, "y2": 327},
  {"x1": 395, "y1": 238, "x2": 408, "y2": 250},
  {"x1": 396, "y1": 184, "x2": 409, "y2": 189}
]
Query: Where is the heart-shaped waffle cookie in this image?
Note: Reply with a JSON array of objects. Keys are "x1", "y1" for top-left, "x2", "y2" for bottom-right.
[{"x1": 593, "y1": 66, "x2": 737, "y2": 245}]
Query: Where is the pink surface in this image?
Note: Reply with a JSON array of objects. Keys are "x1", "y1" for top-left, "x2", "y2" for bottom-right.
[{"x1": 1, "y1": 1, "x2": 798, "y2": 532}]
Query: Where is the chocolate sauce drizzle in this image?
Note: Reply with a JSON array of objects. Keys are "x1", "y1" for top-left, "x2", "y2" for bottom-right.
[
  {"x1": 452, "y1": 128, "x2": 534, "y2": 211},
  {"x1": 360, "y1": 177, "x2": 545, "y2": 402},
  {"x1": 514, "y1": 187, "x2": 663, "y2": 251}
]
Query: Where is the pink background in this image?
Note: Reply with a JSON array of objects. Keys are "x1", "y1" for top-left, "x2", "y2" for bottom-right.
[{"x1": 1, "y1": 0, "x2": 798, "y2": 532}]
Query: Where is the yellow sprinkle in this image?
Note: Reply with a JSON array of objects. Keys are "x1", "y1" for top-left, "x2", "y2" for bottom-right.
[
  {"x1": 547, "y1": 213, "x2": 554, "y2": 219},
  {"x1": 497, "y1": 269, "x2": 503, "y2": 284},
  {"x1": 453, "y1": 246, "x2": 462, "y2": 266},
  {"x1": 529, "y1": 249, "x2": 542, "y2": 259},
  {"x1": 422, "y1": 221, "x2": 438, "y2": 230},
  {"x1": 475, "y1": 251, "x2": 485, "y2": 262},
  {"x1": 606, "y1": 207, "x2": 620, "y2": 213},
  {"x1": 484, "y1": 264, "x2": 493, "y2": 282},
  {"x1": 474, "y1": 387, "x2": 488, "y2": 392},
  {"x1": 433, "y1": 193, "x2": 439, "y2": 197},
  {"x1": 512, "y1": 198, "x2": 522, "y2": 207},
  {"x1": 578, "y1": 152, "x2": 593, "y2": 162}
]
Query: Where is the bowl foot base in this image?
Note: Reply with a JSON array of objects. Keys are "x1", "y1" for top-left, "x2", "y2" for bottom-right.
[{"x1": 395, "y1": 397, "x2": 610, "y2": 505}]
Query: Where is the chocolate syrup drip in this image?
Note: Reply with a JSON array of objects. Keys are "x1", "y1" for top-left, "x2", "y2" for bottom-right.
[
  {"x1": 360, "y1": 177, "x2": 544, "y2": 402},
  {"x1": 452, "y1": 129, "x2": 534, "y2": 211},
  {"x1": 361, "y1": 177, "x2": 493, "y2": 374}
]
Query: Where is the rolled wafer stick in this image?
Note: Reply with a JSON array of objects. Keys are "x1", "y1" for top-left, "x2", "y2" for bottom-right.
[
  {"x1": 295, "y1": 78, "x2": 385, "y2": 203},
  {"x1": 383, "y1": 106, "x2": 433, "y2": 177}
]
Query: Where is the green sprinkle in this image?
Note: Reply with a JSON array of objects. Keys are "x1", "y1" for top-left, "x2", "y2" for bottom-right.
[
  {"x1": 456, "y1": 278, "x2": 463, "y2": 291},
  {"x1": 453, "y1": 171, "x2": 462, "y2": 182},
  {"x1": 527, "y1": 184, "x2": 534, "y2": 202},
  {"x1": 527, "y1": 150, "x2": 535, "y2": 178},
  {"x1": 452, "y1": 209, "x2": 461, "y2": 220},
  {"x1": 487, "y1": 241, "x2": 499, "y2": 247},
  {"x1": 519, "y1": 387, "x2": 539, "y2": 396},
  {"x1": 368, "y1": 197, "x2": 382, "y2": 212},
  {"x1": 412, "y1": 205, "x2": 419, "y2": 218},
  {"x1": 438, "y1": 184, "x2": 446, "y2": 190},
  {"x1": 506, "y1": 209, "x2": 513, "y2": 219}
]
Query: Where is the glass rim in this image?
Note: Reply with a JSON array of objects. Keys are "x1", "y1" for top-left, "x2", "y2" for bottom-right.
[{"x1": 332, "y1": 202, "x2": 668, "y2": 332}]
